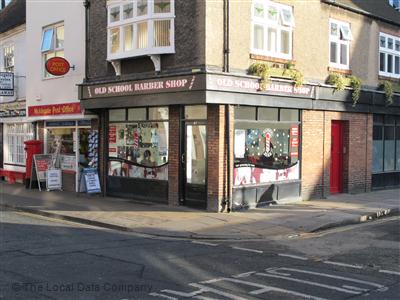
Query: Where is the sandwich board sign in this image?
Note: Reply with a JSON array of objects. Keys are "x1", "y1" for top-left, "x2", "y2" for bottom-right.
[
  {"x1": 46, "y1": 168, "x2": 62, "y2": 191},
  {"x1": 79, "y1": 168, "x2": 101, "y2": 194},
  {"x1": 30, "y1": 154, "x2": 53, "y2": 191}
]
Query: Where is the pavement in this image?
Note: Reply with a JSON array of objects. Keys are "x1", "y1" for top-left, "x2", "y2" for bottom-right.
[{"x1": 0, "y1": 181, "x2": 399, "y2": 240}]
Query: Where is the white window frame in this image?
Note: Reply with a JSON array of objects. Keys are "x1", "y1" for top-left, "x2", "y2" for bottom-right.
[
  {"x1": 329, "y1": 19, "x2": 352, "y2": 70},
  {"x1": 379, "y1": 32, "x2": 400, "y2": 79},
  {"x1": 107, "y1": 0, "x2": 175, "y2": 61},
  {"x1": 4, "y1": 123, "x2": 35, "y2": 166},
  {"x1": 250, "y1": 0, "x2": 294, "y2": 60},
  {"x1": 3, "y1": 44, "x2": 14, "y2": 73},
  {"x1": 41, "y1": 22, "x2": 64, "y2": 79}
]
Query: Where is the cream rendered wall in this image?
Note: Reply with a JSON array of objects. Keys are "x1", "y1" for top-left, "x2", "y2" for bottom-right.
[
  {"x1": 26, "y1": 0, "x2": 85, "y2": 117},
  {"x1": 0, "y1": 25, "x2": 26, "y2": 103},
  {"x1": 205, "y1": 0, "x2": 394, "y2": 87}
]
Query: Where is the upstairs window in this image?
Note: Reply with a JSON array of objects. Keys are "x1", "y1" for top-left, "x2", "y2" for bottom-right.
[
  {"x1": 107, "y1": 0, "x2": 175, "y2": 61},
  {"x1": 379, "y1": 32, "x2": 400, "y2": 79},
  {"x1": 329, "y1": 19, "x2": 352, "y2": 70},
  {"x1": 251, "y1": 0, "x2": 294, "y2": 60},
  {"x1": 41, "y1": 23, "x2": 64, "y2": 78},
  {"x1": 3, "y1": 44, "x2": 14, "y2": 73}
]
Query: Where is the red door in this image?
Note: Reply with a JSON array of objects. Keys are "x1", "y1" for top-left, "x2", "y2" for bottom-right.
[{"x1": 330, "y1": 121, "x2": 343, "y2": 194}]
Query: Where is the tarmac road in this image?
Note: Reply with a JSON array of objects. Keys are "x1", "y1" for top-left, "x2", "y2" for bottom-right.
[{"x1": 0, "y1": 209, "x2": 399, "y2": 299}]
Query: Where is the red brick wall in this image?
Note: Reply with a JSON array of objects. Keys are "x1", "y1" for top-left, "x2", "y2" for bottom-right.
[
  {"x1": 168, "y1": 105, "x2": 181, "y2": 206},
  {"x1": 302, "y1": 110, "x2": 372, "y2": 199}
]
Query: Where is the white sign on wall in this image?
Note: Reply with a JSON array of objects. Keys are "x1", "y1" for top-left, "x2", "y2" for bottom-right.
[{"x1": 0, "y1": 72, "x2": 14, "y2": 96}]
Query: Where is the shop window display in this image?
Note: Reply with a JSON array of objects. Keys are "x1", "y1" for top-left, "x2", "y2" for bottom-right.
[
  {"x1": 108, "y1": 107, "x2": 168, "y2": 180},
  {"x1": 234, "y1": 106, "x2": 300, "y2": 186}
]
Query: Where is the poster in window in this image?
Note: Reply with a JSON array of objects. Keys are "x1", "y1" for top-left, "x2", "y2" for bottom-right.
[{"x1": 234, "y1": 129, "x2": 246, "y2": 158}]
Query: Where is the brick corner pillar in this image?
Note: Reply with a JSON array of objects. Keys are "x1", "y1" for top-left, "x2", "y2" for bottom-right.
[
  {"x1": 206, "y1": 104, "x2": 227, "y2": 212},
  {"x1": 168, "y1": 105, "x2": 180, "y2": 206}
]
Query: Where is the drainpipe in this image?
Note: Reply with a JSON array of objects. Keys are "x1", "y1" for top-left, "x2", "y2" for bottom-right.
[
  {"x1": 84, "y1": 0, "x2": 90, "y2": 81},
  {"x1": 225, "y1": 104, "x2": 232, "y2": 212},
  {"x1": 223, "y1": 0, "x2": 230, "y2": 72}
]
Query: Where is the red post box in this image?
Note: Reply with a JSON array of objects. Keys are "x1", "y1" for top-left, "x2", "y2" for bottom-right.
[{"x1": 24, "y1": 140, "x2": 43, "y2": 186}]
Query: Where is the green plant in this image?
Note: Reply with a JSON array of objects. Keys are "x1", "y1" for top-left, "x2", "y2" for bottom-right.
[
  {"x1": 380, "y1": 81, "x2": 394, "y2": 106},
  {"x1": 348, "y1": 75, "x2": 362, "y2": 107},
  {"x1": 248, "y1": 62, "x2": 271, "y2": 90},
  {"x1": 289, "y1": 69, "x2": 304, "y2": 87},
  {"x1": 327, "y1": 73, "x2": 346, "y2": 91}
]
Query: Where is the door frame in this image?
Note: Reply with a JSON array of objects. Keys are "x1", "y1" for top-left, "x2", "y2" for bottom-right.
[
  {"x1": 330, "y1": 120, "x2": 344, "y2": 194},
  {"x1": 179, "y1": 120, "x2": 208, "y2": 208}
]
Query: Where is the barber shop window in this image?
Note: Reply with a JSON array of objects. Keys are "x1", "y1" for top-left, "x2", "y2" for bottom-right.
[
  {"x1": 108, "y1": 107, "x2": 169, "y2": 180},
  {"x1": 373, "y1": 115, "x2": 400, "y2": 173},
  {"x1": 234, "y1": 106, "x2": 300, "y2": 186}
]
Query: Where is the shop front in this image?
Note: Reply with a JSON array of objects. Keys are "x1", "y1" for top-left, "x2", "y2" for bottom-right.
[{"x1": 28, "y1": 102, "x2": 98, "y2": 192}]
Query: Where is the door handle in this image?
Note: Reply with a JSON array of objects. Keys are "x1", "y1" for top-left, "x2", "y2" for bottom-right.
[{"x1": 181, "y1": 153, "x2": 185, "y2": 164}]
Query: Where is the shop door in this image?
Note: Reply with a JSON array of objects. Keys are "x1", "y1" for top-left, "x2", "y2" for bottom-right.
[
  {"x1": 330, "y1": 121, "x2": 343, "y2": 194},
  {"x1": 182, "y1": 123, "x2": 207, "y2": 208}
]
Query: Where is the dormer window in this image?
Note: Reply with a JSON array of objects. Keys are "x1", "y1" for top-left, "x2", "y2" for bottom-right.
[
  {"x1": 251, "y1": 0, "x2": 295, "y2": 60},
  {"x1": 107, "y1": 0, "x2": 175, "y2": 61}
]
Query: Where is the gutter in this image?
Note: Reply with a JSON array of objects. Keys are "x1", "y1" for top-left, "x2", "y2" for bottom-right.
[
  {"x1": 321, "y1": 0, "x2": 400, "y2": 27},
  {"x1": 84, "y1": 0, "x2": 90, "y2": 81}
]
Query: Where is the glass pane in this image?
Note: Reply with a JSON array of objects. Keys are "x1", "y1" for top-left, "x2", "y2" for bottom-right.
[
  {"x1": 395, "y1": 56, "x2": 400, "y2": 75},
  {"x1": 387, "y1": 54, "x2": 393, "y2": 73},
  {"x1": 55, "y1": 26, "x2": 64, "y2": 49},
  {"x1": 109, "y1": 109, "x2": 126, "y2": 121},
  {"x1": 330, "y1": 23, "x2": 338, "y2": 37},
  {"x1": 123, "y1": 3, "x2": 133, "y2": 19},
  {"x1": 149, "y1": 107, "x2": 169, "y2": 120},
  {"x1": 137, "y1": 22, "x2": 148, "y2": 49},
  {"x1": 254, "y1": 2, "x2": 264, "y2": 18},
  {"x1": 380, "y1": 52, "x2": 386, "y2": 72},
  {"x1": 185, "y1": 106, "x2": 207, "y2": 120},
  {"x1": 373, "y1": 140, "x2": 383, "y2": 172},
  {"x1": 340, "y1": 43, "x2": 348, "y2": 65},
  {"x1": 267, "y1": 28, "x2": 277, "y2": 52},
  {"x1": 380, "y1": 36, "x2": 386, "y2": 48},
  {"x1": 154, "y1": 20, "x2": 171, "y2": 47},
  {"x1": 235, "y1": 106, "x2": 256, "y2": 120},
  {"x1": 385, "y1": 115, "x2": 395, "y2": 125},
  {"x1": 267, "y1": 6, "x2": 278, "y2": 22},
  {"x1": 374, "y1": 114, "x2": 384, "y2": 124},
  {"x1": 280, "y1": 8, "x2": 293, "y2": 26},
  {"x1": 340, "y1": 25, "x2": 352, "y2": 41},
  {"x1": 281, "y1": 30, "x2": 290, "y2": 54},
  {"x1": 258, "y1": 107, "x2": 278, "y2": 121},
  {"x1": 396, "y1": 40, "x2": 400, "y2": 52},
  {"x1": 388, "y1": 38, "x2": 393, "y2": 49},
  {"x1": 186, "y1": 125, "x2": 207, "y2": 185},
  {"x1": 124, "y1": 25, "x2": 133, "y2": 51},
  {"x1": 41, "y1": 28, "x2": 54, "y2": 52},
  {"x1": 384, "y1": 126, "x2": 395, "y2": 171},
  {"x1": 397, "y1": 139, "x2": 400, "y2": 171},
  {"x1": 280, "y1": 109, "x2": 299, "y2": 121},
  {"x1": 128, "y1": 108, "x2": 146, "y2": 121},
  {"x1": 109, "y1": 6, "x2": 120, "y2": 22},
  {"x1": 110, "y1": 27, "x2": 120, "y2": 53},
  {"x1": 154, "y1": 0, "x2": 171, "y2": 13},
  {"x1": 253, "y1": 25, "x2": 264, "y2": 50},
  {"x1": 330, "y1": 42, "x2": 337, "y2": 63},
  {"x1": 137, "y1": 0, "x2": 148, "y2": 16}
]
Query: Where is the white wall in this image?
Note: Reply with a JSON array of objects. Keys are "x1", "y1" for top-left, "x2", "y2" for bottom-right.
[
  {"x1": 0, "y1": 25, "x2": 26, "y2": 103},
  {"x1": 26, "y1": 0, "x2": 85, "y2": 115}
]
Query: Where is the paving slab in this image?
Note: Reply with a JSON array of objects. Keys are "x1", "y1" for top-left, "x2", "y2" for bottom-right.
[{"x1": 1, "y1": 182, "x2": 399, "y2": 240}]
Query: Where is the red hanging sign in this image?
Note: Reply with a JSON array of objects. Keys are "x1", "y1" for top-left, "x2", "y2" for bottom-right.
[{"x1": 45, "y1": 57, "x2": 71, "y2": 76}]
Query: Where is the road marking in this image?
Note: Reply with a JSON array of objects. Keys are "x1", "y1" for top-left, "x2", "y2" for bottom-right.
[
  {"x1": 149, "y1": 292, "x2": 178, "y2": 300},
  {"x1": 323, "y1": 261, "x2": 363, "y2": 269},
  {"x1": 190, "y1": 283, "x2": 248, "y2": 300},
  {"x1": 279, "y1": 253, "x2": 309, "y2": 260},
  {"x1": 202, "y1": 277, "x2": 326, "y2": 300},
  {"x1": 256, "y1": 272, "x2": 361, "y2": 294},
  {"x1": 232, "y1": 271, "x2": 256, "y2": 278},
  {"x1": 191, "y1": 241, "x2": 219, "y2": 247},
  {"x1": 342, "y1": 285, "x2": 369, "y2": 292},
  {"x1": 231, "y1": 246, "x2": 263, "y2": 254},
  {"x1": 379, "y1": 269, "x2": 400, "y2": 276},
  {"x1": 271, "y1": 268, "x2": 385, "y2": 289}
]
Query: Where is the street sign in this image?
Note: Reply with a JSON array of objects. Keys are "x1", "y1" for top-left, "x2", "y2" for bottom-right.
[{"x1": 0, "y1": 72, "x2": 14, "y2": 96}]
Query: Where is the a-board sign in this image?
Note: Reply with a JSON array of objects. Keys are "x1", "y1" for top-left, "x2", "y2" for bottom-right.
[
  {"x1": 46, "y1": 168, "x2": 62, "y2": 191},
  {"x1": 31, "y1": 154, "x2": 53, "y2": 191},
  {"x1": 79, "y1": 168, "x2": 101, "y2": 194}
]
